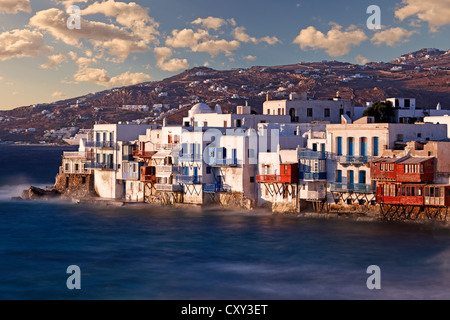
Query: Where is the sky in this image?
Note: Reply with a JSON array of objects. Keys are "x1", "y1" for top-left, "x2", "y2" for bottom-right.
[{"x1": 0, "y1": 0, "x2": 449, "y2": 110}]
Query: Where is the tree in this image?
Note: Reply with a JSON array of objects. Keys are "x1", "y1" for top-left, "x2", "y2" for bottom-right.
[{"x1": 363, "y1": 101, "x2": 395, "y2": 123}]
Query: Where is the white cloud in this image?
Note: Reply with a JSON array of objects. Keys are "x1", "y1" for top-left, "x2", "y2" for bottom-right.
[
  {"x1": 192, "y1": 17, "x2": 227, "y2": 30},
  {"x1": 293, "y1": 24, "x2": 368, "y2": 57},
  {"x1": 0, "y1": 29, "x2": 50, "y2": 61},
  {"x1": 371, "y1": 27, "x2": 417, "y2": 46},
  {"x1": 166, "y1": 28, "x2": 240, "y2": 56},
  {"x1": 30, "y1": 4, "x2": 158, "y2": 62},
  {"x1": 232, "y1": 27, "x2": 280, "y2": 45},
  {"x1": 81, "y1": 0, "x2": 159, "y2": 43},
  {"x1": 0, "y1": 0, "x2": 31, "y2": 14},
  {"x1": 41, "y1": 53, "x2": 68, "y2": 69},
  {"x1": 244, "y1": 55, "x2": 257, "y2": 61},
  {"x1": 74, "y1": 66, "x2": 151, "y2": 87},
  {"x1": 355, "y1": 54, "x2": 370, "y2": 65},
  {"x1": 154, "y1": 47, "x2": 189, "y2": 72},
  {"x1": 395, "y1": 0, "x2": 450, "y2": 32},
  {"x1": 52, "y1": 91, "x2": 66, "y2": 98}
]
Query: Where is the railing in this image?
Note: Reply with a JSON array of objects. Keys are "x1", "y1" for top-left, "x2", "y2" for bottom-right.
[
  {"x1": 122, "y1": 155, "x2": 134, "y2": 161},
  {"x1": 155, "y1": 184, "x2": 182, "y2": 192},
  {"x1": 209, "y1": 158, "x2": 238, "y2": 167},
  {"x1": 301, "y1": 172, "x2": 327, "y2": 181},
  {"x1": 256, "y1": 175, "x2": 282, "y2": 183},
  {"x1": 330, "y1": 183, "x2": 374, "y2": 193},
  {"x1": 299, "y1": 150, "x2": 328, "y2": 159},
  {"x1": 156, "y1": 165, "x2": 180, "y2": 175},
  {"x1": 178, "y1": 154, "x2": 203, "y2": 162},
  {"x1": 141, "y1": 175, "x2": 157, "y2": 183},
  {"x1": 204, "y1": 184, "x2": 232, "y2": 193},
  {"x1": 156, "y1": 143, "x2": 180, "y2": 151},
  {"x1": 63, "y1": 151, "x2": 92, "y2": 159},
  {"x1": 306, "y1": 190, "x2": 327, "y2": 200},
  {"x1": 84, "y1": 141, "x2": 116, "y2": 149},
  {"x1": 176, "y1": 175, "x2": 201, "y2": 184},
  {"x1": 133, "y1": 150, "x2": 156, "y2": 158},
  {"x1": 122, "y1": 172, "x2": 139, "y2": 180},
  {"x1": 84, "y1": 162, "x2": 116, "y2": 170},
  {"x1": 337, "y1": 155, "x2": 373, "y2": 165}
]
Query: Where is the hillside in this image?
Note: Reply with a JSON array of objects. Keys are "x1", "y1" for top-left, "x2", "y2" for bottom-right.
[{"x1": 0, "y1": 48, "x2": 449, "y2": 144}]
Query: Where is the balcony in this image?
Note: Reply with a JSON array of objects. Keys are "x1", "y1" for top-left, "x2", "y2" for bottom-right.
[
  {"x1": 176, "y1": 175, "x2": 201, "y2": 184},
  {"x1": 85, "y1": 141, "x2": 116, "y2": 149},
  {"x1": 133, "y1": 150, "x2": 157, "y2": 158},
  {"x1": 330, "y1": 183, "x2": 374, "y2": 193},
  {"x1": 155, "y1": 165, "x2": 179, "y2": 176},
  {"x1": 209, "y1": 158, "x2": 238, "y2": 167},
  {"x1": 63, "y1": 151, "x2": 93, "y2": 160},
  {"x1": 256, "y1": 175, "x2": 297, "y2": 184},
  {"x1": 84, "y1": 162, "x2": 116, "y2": 171},
  {"x1": 337, "y1": 155, "x2": 373, "y2": 165},
  {"x1": 155, "y1": 184, "x2": 182, "y2": 192},
  {"x1": 298, "y1": 150, "x2": 328, "y2": 160},
  {"x1": 122, "y1": 172, "x2": 139, "y2": 180},
  {"x1": 300, "y1": 172, "x2": 327, "y2": 181},
  {"x1": 306, "y1": 190, "x2": 327, "y2": 200},
  {"x1": 178, "y1": 153, "x2": 203, "y2": 162},
  {"x1": 141, "y1": 175, "x2": 157, "y2": 183},
  {"x1": 204, "y1": 184, "x2": 232, "y2": 193},
  {"x1": 155, "y1": 143, "x2": 180, "y2": 151}
]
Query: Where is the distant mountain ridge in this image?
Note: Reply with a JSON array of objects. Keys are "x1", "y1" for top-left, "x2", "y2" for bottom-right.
[{"x1": 1, "y1": 48, "x2": 449, "y2": 143}]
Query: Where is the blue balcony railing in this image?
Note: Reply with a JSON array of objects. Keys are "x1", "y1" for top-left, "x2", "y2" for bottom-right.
[
  {"x1": 176, "y1": 175, "x2": 201, "y2": 184},
  {"x1": 85, "y1": 141, "x2": 116, "y2": 149},
  {"x1": 330, "y1": 183, "x2": 374, "y2": 193},
  {"x1": 209, "y1": 158, "x2": 238, "y2": 167},
  {"x1": 337, "y1": 155, "x2": 372, "y2": 164},
  {"x1": 84, "y1": 162, "x2": 116, "y2": 170},
  {"x1": 298, "y1": 150, "x2": 328, "y2": 159},
  {"x1": 300, "y1": 172, "x2": 327, "y2": 181}
]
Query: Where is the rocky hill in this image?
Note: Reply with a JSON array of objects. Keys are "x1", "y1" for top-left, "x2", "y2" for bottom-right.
[{"x1": 0, "y1": 48, "x2": 449, "y2": 144}]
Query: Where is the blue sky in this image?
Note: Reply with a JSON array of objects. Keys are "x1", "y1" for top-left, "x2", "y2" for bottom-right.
[{"x1": 0, "y1": 0, "x2": 449, "y2": 110}]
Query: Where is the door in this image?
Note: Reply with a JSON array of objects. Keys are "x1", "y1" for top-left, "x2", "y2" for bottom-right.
[
  {"x1": 193, "y1": 167, "x2": 198, "y2": 183},
  {"x1": 348, "y1": 170, "x2": 354, "y2": 190},
  {"x1": 361, "y1": 138, "x2": 367, "y2": 157},
  {"x1": 337, "y1": 137, "x2": 343, "y2": 156},
  {"x1": 359, "y1": 170, "x2": 366, "y2": 185},
  {"x1": 373, "y1": 137, "x2": 379, "y2": 157},
  {"x1": 348, "y1": 138, "x2": 354, "y2": 156}
]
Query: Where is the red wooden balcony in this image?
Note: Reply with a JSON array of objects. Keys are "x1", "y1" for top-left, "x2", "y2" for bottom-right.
[
  {"x1": 133, "y1": 150, "x2": 157, "y2": 158},
  {"x1": 140, "y1": 166, "x2": 156, "y2": 182},
  {"x1": 256, "y1": 175, "x2": 297, "y2": 184}
]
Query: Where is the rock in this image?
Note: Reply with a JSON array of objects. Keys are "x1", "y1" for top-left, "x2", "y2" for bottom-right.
[{"x1": 28, "y1": 186, "x2": 61, "y2": 200}]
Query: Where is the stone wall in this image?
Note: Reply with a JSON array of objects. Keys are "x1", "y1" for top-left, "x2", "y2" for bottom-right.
[{"x1": 53, "y1": 173, "x2": 96, "y2": 199}]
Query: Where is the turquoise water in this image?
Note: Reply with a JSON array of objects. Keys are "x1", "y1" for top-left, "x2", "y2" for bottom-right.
[{"x1": 1, "y1": 146, "x2": 450, "y2": 300}]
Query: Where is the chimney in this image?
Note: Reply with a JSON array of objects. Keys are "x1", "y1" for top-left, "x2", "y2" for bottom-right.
[{"x1": 266, "y1": 92, "x2": 270, "y2": 102}]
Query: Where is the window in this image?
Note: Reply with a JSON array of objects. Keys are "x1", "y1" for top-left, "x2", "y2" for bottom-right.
[
  {"x1": 82, "y1": 177, "x2": 86, "y2": 184},
  {"x1": 65, "y1": 163, "x2": 69, "y2": 172},
  {"x1": 250, "y1": 177, "x2": 255, "y2": 183},
  {"x1": 307, "y1": 108, "x2": 313, "y2": 117},
  {"x1": 339, "y1": 109, "x2": 344, "y2": 116},
  {"x1": 203, "y1": 122, "x2": 208, "y2": 127},
  {"x1": 401, "y1": 187, "x2": 406, "y2": 196},
  {"x1": 267, "y1": 110, "x2": 270, "y2": 115},
  {"x1": 417, "y1": 133, "x2": 422, "y2": 138},
  {"x1": 435, "y1": 188, "x2": 440, "y2": 198},
  {"x1": 224, "y1": 121, "x2": 228, "y2": 127},
  {"x1": 236, "y1": 119, "x2": 242, "y2": 128},
  {"x1": 324, "y1": 108, "x2": 330, "y2": 118},
  {"x1": 206, "y1": 167, "x2": 212, "y2": 174},
  {"x1": 278, "y1": 108, "x2": 281, "y2": 115},
  {"x1": 418, "y1": 187, "x2": 422, "y2": 196},
  {"x1": 75, "y1": 164, "x2": 79, "y2": 172}
]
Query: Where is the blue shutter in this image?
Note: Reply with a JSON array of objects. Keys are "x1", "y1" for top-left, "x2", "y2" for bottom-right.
[
  {"x1": 373, "y1": 137, "x2": 379, "y2": 157},
  {"x1": 337, "y1": 137, "x2": 343, "y2": 156}
]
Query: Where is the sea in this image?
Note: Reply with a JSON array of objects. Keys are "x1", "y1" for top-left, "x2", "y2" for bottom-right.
[{"x1": 1, "y1": 145, "x2": 450, "y2": 300}]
